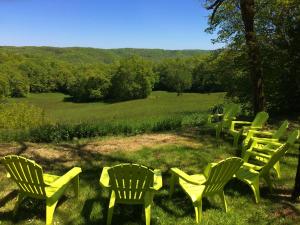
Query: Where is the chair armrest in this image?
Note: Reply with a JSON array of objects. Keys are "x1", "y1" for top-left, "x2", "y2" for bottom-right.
[
  {"x1": 233, "y1": 121, "x2": 252, "y2": 125},
  {"x1": 49, "y1": 167, "x2": 82, "y2": 188},
  {"x1": 231, "y1": 121, "x2": 251, "y2": 130},
  {"x1": 251, "y1": 147, "x2": 277, "y2": 153},
  {"x1": 248, "y1": 150, "x2": 271, "y2": 159},
  {"x1": 152, "y1": 169, "x2": 163, "y2": 191},
  {"x1": 250, "y1": 130, "x2": 274, "y2": 137},
  {"x1": 254, "y1": 139, "x2": 282, "y2": 146},
  {"x1": 252, "y1": 137, "x2": 278, "y2": 143},
  {"x1": 170, "y1": 168, "x2": 205, "y2": 185},
  {"x1": 99, "y1": 167, "x2": 111, "y2": 188},
  {"x1": 208, "y1": 114, "x2": 224, "y2": 124}
]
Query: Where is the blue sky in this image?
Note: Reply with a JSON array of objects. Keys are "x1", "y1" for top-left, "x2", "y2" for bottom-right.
[{"x1": 0, "y1": 0, "x2": 223, "y2": 50}]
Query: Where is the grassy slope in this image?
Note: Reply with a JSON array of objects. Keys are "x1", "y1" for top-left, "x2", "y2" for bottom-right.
[
  {"x1": 10, "y1": 91, "x2": 225, "y2": 123},
  {"x1": 0, "y1": 132, "x2": 299, "y2": 225}
]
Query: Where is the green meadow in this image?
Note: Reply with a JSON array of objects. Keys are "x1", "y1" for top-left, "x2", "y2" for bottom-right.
[{"x1": 9, "y1": 91, "x2": 225, "y2": 123}]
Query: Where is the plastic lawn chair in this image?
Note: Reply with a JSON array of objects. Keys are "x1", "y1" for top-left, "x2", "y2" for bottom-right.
[
  {"x1": 241, "y1": 120, "x2": 289, "y2": 157},
  {"x1": 169, "y1": 157, "x2": 243, "y2": 223},
  {"x1": 207, "y1": 103, "x2": 240, "y2": 138},
  {"x1": 99, "y1": 163, "x2": 162, "y2": 225},
  {"x1": 215, "y1": 104, "x2": 240, "y2": 139},
  {"x1": 243, "y1": 129, "x2": 299, "y2": 179},
  {"x1": 207, "y1": 103, "x2": 239, "y2": 124},
  {"x1": 229, "y1": 111, "x2": 269, "y2": 147},
  {"x1": 1, "y1": 155, "x2": 82, "y2": 225},
  {"x1": 235, "y1": 143, "x2": 289, "y2": 203}
]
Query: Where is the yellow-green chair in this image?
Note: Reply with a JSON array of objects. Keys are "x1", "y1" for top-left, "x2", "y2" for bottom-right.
[
  {"x1": 243, "y1": 129, "x2": 299, "y2": 179},
  {"x1": 100, "y1": 163, "x2": 162, "y2": 225},
  {"x1": 1, "y1": 155, "x2": 82, "y2": 225},
  {"x1": 229, "y1": 111, "x2": 269, "y2": 147},
  {"x1": 207, "y1": 103, "x2": 240, "y2": 138},
  {"x1": 241, "y1": 120, "x2": 289, "y2": 157},
  {"x1": 236, "y1": 143, "x2": 290, "y2": 203},
  {"x1": 169, "y1": 157, "x2": 243, "y2": 223}
]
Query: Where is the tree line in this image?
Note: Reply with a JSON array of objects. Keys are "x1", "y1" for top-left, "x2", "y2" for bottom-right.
[{"x1": 0, "y1": 50, "x2": 225, "y2": 102}]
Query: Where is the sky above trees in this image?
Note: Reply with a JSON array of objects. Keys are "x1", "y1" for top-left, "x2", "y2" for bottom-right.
[{"x1": 0, "y1": 0, "x2": 223, "y2": 50}]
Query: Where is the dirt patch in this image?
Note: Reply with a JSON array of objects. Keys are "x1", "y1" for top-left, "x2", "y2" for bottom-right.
[
  {"x1": 82, "y1": 133, "x2": 202, "y2": 154},
  {"x1": 0, "y1": 132, "x2": 203, "y2": 166}
]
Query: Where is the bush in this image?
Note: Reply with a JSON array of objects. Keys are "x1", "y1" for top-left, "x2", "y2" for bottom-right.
[{"x1": 109, "y1": 56, "x2": 157, "y2": 101}]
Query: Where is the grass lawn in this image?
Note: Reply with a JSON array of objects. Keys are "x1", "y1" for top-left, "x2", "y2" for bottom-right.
[
  {"x1": 0, "y1": 130, "x2": 299, "y2": 225},
  {"x1": 9, "y1": 91, "x2": 225, "y2": 123}
]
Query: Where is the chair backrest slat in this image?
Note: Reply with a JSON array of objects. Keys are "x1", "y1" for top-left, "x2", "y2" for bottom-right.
[
  {"x1": 251, "y1": 112, "x2": 269, "y2": 128},
  {"x1": 272, "y1": 120, "x2": 289, "y2": 139},
  {"x1": 260, "y1": 143, "x2": 289, "y2": 175},
  {"x1": 224, "y1": 104, "x2": 240, "y2": 121},
  {"x1": 287, "y1": 130, "x2": 300, "y2": 145},
  {"x1": 204, "y1": 157, "x2": 243, "y2": 195},
  {"x1": 108, "y1": 164, "x2": 154, "y2": 201},
  {"x1": 1, "y1": 155, "x2": 46, "y2": 197}
]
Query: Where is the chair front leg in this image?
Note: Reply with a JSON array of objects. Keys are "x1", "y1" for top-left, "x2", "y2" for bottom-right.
[
  {"x1": 169, "y1": 173, "x2": 178, "y2": 198},
  {"x1": 193, "y1": 200, "x2": 202, "y2": 224},
  {"x1": 107, "y1": 191, "x2": 116, "y2": 225},
  {"x1": 73, "y1": 175, "x2": 80, "y2": 198},
  {"x1": 46, "y1": 199, "x2": 59, "y2": 225},
  {"x1": 144, "y1": 201, "x2": 152, "y2": 225},
  {"x1": 250, "y1": 176, "x2": 261, "y2": 203},
  {"x1": 263, "y1": 173, "x2": 273, "y2": 192},
  {"x1": 218, "y1": 191, "x2": 228, "y2": 212},
  {"x1": 273, "y1": 162, "x2": 281, "y2": 179}
]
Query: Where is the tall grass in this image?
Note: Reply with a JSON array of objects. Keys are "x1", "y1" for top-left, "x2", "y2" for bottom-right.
[{"x1": 26, "y1": 113, "x2": 208, "y2": 142}]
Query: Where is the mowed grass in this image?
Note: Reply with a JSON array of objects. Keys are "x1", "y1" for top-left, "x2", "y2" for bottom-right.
[
  {"x1": 9, "y1": 91, "x2": 225, "y2": 123},
  {"x1": 0, "y1": 132, "x2": 299, "y2": 225}
]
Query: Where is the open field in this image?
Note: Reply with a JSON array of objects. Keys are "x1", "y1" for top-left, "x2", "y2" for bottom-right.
[
  {"x1": 9, "y1": 91, "x2": 225, "y2": 123},
  {"x1": 0, "y1": 131, "x2": 299, "y2": 225}
]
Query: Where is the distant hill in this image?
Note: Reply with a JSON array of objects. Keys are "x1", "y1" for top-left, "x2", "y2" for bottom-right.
[{"x1": 0, "y1": 46, "x2": 211, "y2": 64}]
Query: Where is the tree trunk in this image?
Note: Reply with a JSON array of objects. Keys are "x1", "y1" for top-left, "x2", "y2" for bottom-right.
[
  {"x1": 292, "y1": 146, "x2": 300, "y2": 200},
  {"x1": 240, "y1": 0, "x2": 265, "y2": 114}
]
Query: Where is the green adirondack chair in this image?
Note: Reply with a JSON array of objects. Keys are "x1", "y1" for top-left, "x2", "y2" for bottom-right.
[
  {"x1": 215, "y1": 104, "x2": 240, "y2": 139},
  {"x1": 241, "y1": 120, "x2": 289, "y2": 157},
  {"x1": 99, "y1": 163, "x2": 162, "y2": 225},
  {"x1": 243, "y1": 129, "x2": 299, "y2": 179},
  {"x1": 229, "y1": 111, "x2": 269, "y2": 147},
  {"x1": 207, "y1": 103, "x2": 239, "y2": 124},
  {"x1": 235, "y1": 143, "x2": 289, "y2": 203},
  {"x1": 169, "y1": 157, "x2": 243, "y2": 223},
  {"x1": 1, "y1": 155, "x2": 82, "y2": 225}
]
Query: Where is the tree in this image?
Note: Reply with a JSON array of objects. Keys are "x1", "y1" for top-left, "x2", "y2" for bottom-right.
[
  {"x1": 0, "y1": 64, "x2": 29, "y2": 97},
  {"x1": 67, "y1": 64, "x2": 111, "y2": 102},
  {"x1": 206, "y1": 0, "x2": 265, "y2": 113},
  {"x1": 157, "y1": 58, "x2": 192, "y2": 95},
  {"x1": 110, "y1": 56, "x2": 156, "y2": 101},
  {"x1": 0, "y1": 73, "x2": 10, "y2": 99}
]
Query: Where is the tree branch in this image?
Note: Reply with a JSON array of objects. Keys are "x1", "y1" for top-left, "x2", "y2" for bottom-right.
[{"x1": 206, "y1": 0, "x2": 225, "y2": 23}]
